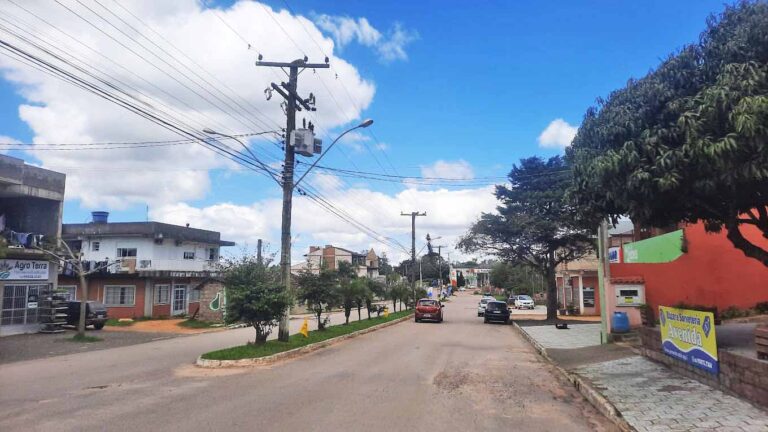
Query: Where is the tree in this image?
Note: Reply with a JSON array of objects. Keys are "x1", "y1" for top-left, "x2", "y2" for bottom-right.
[
  {"x1": 490, "y1": 262, "x2": 543, "y2": 295},
  {"x1": 351, "y1": 278, "x2": 369, "y2": 321},
  {"x1": 458, "y1": 156, "x2": 594, "y2": 320},
  {"x1": 36, "y1": 240, "x2": 119, "y2": 338},
  {"x1": 456, "y1": 271, "x2": 466, "y2": 289},
  {"x1": 222, "y1": 255, "x2": 291, "y2": 344},
  {"x1": 365, "y1": 279, "x2": 385, "y2": 319},
  {"x1": 568, "y1": 1, "x2": 768, "y2": 266},
  {"x1": 296, "y1": 269, "x2": 339, "y2": 330}
]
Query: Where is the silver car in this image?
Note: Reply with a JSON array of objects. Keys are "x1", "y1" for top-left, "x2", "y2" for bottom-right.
[
  {"x1": 477, "y1": 298, "x2": 491, "y2": 316},
  {"x1": 514, "y1": 295, "x2": 535, "y2": 310}
]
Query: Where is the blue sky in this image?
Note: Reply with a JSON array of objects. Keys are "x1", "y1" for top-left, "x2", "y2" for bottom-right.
[{"x1": 0, "y1": 0, "x2": 727, "y2": 261}]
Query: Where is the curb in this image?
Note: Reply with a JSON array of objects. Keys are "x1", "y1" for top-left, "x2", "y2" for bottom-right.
[
  {"x1": 196, "y1": 313, "x2": 413, "y2": 368},
  {"x1": 512, "y1": 322, "x2": 635, "y2": 432}
]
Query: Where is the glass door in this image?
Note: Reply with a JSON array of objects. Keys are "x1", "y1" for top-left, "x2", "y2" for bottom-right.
[
  {"x1": 1, "y1": 284, "x2": 43, "y2": 326},
  {"x1": 172, "y1": 285, "x2": 187, "y2": 316}
]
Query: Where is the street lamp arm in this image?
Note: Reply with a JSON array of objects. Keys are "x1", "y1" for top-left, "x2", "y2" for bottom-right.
[{"x1": 293, "y1": 119, "x2": 373, "y2": 190}]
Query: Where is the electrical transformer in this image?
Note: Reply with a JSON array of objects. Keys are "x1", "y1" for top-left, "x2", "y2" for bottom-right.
[
  {"x1": 313, "y1": 137, "x2": 322, "y2": 155},
  {"x1": 290, "y1": 129, "x2": 315, "y2": 157}
]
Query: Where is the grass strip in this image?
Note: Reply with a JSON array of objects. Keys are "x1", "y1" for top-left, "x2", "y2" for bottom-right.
[
  {"x1": 202, "y1": 309, "x2": 413, "y2": 360},
  {"x1": 105, "y1": 318, "x2": 134, "y2": 327},
  {"x1": 178, "y1": 319, "x2": 218, "y2": 329}
]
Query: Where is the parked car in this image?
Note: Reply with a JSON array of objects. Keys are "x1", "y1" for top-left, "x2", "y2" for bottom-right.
[
  {"x1": 477, "y1": 298, "x2": 491, "y2": 316},
  {"x1": 458, "y1": 287, "x2": 466, "y2": 292},
  {"x1": 514, "y1": 295, "x2": 535, "y2": 310},
  {"x1": 484, "y1": 301, "x2": 510, "y2": 324},
  {"x1": 67, "y1": 301, "x2": 108, "y2": 330},
  {"x1": 415, "y1": 299, "x2": 443, "y2": 323}
]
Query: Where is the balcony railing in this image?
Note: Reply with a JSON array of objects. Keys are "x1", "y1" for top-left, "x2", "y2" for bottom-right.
[{"x1": 136, "y1": 259, "x2": 218, "y2": 272}]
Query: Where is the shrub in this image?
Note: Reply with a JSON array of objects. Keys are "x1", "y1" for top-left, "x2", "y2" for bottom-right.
[{"x1": 756, "y1": 301, "x2": 768, "y2": 314}]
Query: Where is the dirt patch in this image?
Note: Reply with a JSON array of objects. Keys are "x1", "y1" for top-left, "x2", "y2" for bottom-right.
[{"x1": 106, "y1": 319, "x2": 224, "y2": 334}]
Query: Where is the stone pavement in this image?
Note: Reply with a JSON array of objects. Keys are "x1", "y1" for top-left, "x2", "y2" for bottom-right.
[
  {"x1": 516, "y1": 322, "x2": 768, "y2": 432},
  {"x1": 578, "y1": 356, "x2": 768, "y2": 432},
  {"x1": 518, "y1": 323, "x2": 602, "y2": 349}
]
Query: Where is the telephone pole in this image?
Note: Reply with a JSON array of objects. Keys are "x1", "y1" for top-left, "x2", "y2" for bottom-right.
[
  {"x1": 257, "y1": 58, "x2": 329, "y2": 341},
  {"x1": 401, "y1": 211, "x2": 426, "y2": 302}
]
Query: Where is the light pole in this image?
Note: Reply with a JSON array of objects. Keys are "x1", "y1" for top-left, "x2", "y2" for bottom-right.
[
  {"x1": 293, "y1": 119, "x2": 373, "y2": 189},
  {"x1": 202, "y1": 129, "x2": 281, "y2": 186}
]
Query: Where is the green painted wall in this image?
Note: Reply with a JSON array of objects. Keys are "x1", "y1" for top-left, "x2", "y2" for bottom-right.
[{"x1": 622, "y1": 229, "x2": 684, "y2": 263}]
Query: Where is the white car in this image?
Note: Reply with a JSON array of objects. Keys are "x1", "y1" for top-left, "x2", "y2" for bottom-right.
[
  {"x1": 477, "y1": 298, "x2": 491, "y2": 316},
  {"x1": 514, "y1": 295, "x2": 535, "y2": 310}
]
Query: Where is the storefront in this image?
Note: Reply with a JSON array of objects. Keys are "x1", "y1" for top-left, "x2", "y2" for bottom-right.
[{"x1": 0, "y1": 258, "x2": 56, "y2": 336}]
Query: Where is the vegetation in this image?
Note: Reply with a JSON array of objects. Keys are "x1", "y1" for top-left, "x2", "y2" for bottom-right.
[
  {"x1": 489, "y1": 262, "x2": 546, "y2": 296},
  {"x1": 222, "y1": 255, "x2": 291, "y2": 344},
  {"x1": 568, "y1": 1, "x2": 768, "y2": 266},
  {"x1": 105, "y1": 318, "x2": 134, "y2": 327},
  {"x1": 201, "y1": 309, "x2": 413, "y2": 361},
  {"x1": 178, "y1": 319, "x2": 218, "y2": 329},
  {"x1": 296, "y1": 268, "x2": 340, "y2": 330},
  {"x1": 459, "y1": 156, "x2": 594, "y2": 320}
]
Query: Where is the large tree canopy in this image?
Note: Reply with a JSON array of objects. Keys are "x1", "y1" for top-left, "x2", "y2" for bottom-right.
[
  {"x1": 459, "y1": 156, "x2": 594, "y2": 319},
  {"x1": 568, "y1": 1, "x2": 768, "y2": 265}
]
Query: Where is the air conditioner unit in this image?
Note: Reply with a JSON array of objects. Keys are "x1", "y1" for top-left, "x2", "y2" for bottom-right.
[{"x1": 290, "y1": 129, "x2": 315, "y2": 157}]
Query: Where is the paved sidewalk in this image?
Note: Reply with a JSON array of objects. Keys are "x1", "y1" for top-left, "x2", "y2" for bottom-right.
[
  {"x1": 578, "y1": 356, "x2": 768, "y2": 432},
  {"x1": 516, "y1": 323, "x2": 768, "y2": 432},
  {"x1": 519, "y1": 323, "x2": 602, "y2": 349}
]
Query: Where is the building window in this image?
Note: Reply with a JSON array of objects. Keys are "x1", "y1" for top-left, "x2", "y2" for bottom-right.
[
  {"x1": 208, "y1": 248, "x2": 217, "y2": 261},
  {"x1": 189, "y1": 289, "x2": 200, "y2": 302},
  {"x1": 59, "y1": 285, "x2": 77, "y2": 301},
  {"x1": 91, "y1": 242, "x2": 100, "y2": 252},
  {"x1": 116, "y1": 248, "x2": 137, "y2": 258},
  {"x1": 104, "y1": 285, "x2": 135, "y2": 306},
  {"x1": 183, "y1": 251, "x2": 195, "y2": 260},
  {"x1": 155, "y1": 284, "x2": 170, "y2": 304}
]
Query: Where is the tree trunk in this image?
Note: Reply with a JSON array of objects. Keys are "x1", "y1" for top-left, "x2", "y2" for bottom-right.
[
  {"x1": 315, "y1": 308, "x2": 323, "y2": 330},
  {"x1": 77, "y1": 273, "x2": 88, "y2": 337},
  {"x1": 725, "y1": 218, "x2": 768, "y2": 267},
  {"x1": 344, "y1": 307, "x2": 350, "y2": 324},
  {"x1": 357, "y1": 306, "x2": 361, "y2": 321},
  {"x1": 545, "y1": 267, "x2": 558, "y2": 321},
  {"x1": 254, "y1": 325, "x2": 268, "y2": 344},
  {"x1": 365, "y1": 299, "x2": 372, "y2": 319}
]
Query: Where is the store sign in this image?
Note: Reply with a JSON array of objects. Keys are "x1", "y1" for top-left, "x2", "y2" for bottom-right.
[
  {"x1": 659, "y1": 306, "x2": 719, "y2": 374},
  {"x1": 608, "y1": 247, "x2": 621, "y2": 263},
  {"x1": 0, "y1": 260, "x2": 49, "y2": 280}
]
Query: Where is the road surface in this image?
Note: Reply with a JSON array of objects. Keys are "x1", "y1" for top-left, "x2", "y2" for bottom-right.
[{"x1": 0, "y1": 294, "x2": 615, "y2": 431}]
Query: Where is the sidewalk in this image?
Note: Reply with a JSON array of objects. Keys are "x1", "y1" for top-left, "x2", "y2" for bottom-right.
[{"x1": 516, "y1": 323, "x2": 768, "y2": 432}]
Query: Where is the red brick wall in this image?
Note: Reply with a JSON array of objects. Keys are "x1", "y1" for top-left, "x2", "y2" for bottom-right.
[
  {"x1": 59, "y1": 276, "x2": 146, "y2": 319},
  {"x1": 611, "y1": 222, "x2": 768, "y2": 312}
]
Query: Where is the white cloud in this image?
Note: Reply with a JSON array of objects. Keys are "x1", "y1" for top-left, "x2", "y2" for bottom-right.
[
  {"x1": 420, "y1": 160, "x2": 474, "y2": 180},
  {"x1": 314, "y1": 15, "x2": 417, "y2": 62},
  {"x1": 0, "y1": 0, "x2": 376, "y2": 208},
  {"x1": 537, "y1": 118, "x2": 578, "y2": 149},
  {"x1": 151, "y1": 183, "x2": 498, "y2": 264}
]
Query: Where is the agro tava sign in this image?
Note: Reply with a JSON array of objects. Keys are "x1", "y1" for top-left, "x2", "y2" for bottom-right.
[{"x1": 659, "y1": 306, "x2": 719, "y2": 374}]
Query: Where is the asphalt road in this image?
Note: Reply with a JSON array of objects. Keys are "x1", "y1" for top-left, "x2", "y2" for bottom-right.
[{"x1": 0, "y1": 294, "x2": 615, "y2": 432}]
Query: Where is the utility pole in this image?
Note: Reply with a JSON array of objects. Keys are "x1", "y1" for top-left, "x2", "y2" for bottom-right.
[
  {"x1": 256, "y1": 239, "x2": 263, "y2": 265},
  {"x1": 401, "y1": 211, "x2": 426, "y2": 303},
  {"x1": 257, "y1": 58, "x2": 329, "y2": 341}
]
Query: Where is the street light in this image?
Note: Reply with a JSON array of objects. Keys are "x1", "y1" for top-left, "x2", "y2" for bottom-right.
[
  {"x1": 202, "y1": 129, "x2": 281, "y2": 186},
  {"x1": 293, "y1": 119, "x2": 373, "y2": 189}
]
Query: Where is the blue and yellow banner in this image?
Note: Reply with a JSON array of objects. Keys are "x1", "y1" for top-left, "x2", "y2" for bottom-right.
[{"x1": 659, "y1": 306, "x2": 719, "y2": 374}]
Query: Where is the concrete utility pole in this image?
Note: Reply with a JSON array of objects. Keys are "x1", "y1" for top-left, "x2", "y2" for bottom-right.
[
  {"x1": 257, "y1": 239, "x2": 263, "y2": 265},
  {"x1": 257, "y1": 58, "x2": 329, "y2": 342},
  {"x1": 401, "y1": 211, "x2": 426, "y2": 303}
]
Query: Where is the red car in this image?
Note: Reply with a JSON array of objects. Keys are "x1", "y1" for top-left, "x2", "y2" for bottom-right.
[{"x1": 415, "y1": 299, "x2": 444, "y2": 323}]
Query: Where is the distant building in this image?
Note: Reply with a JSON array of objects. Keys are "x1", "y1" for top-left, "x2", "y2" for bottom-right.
[
  {"x1": 294, "y1": 245, "x2": 381, "y2": 279},
  {"x1": 58, "y1": 212, "x2": 234, "y2": 319},
  {"x1": 0, "y1": 155, "x2": 66, "y2": 336}
]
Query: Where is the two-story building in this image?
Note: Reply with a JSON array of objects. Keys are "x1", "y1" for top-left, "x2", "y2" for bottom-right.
[
  {"x1": 58, "y1": 212, "x2": 234, "y2": 319},
  {"x1": 294, "y1": 245, "x2": 381, "y2": 279},
  {"x1": 0, "y1": 155, "x2": 66, "y2": 336}
]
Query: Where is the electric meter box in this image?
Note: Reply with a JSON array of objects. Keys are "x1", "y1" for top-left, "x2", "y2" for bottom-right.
[
  {"x1": 291, "y1": 129, "x2": 315, "y2": 157},
  {"x1": 614, "y1": 284, "x2": 645, "y2": 307}
]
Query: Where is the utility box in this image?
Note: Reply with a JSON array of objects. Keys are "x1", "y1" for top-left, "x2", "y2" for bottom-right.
[
  {"x1": 313, "y1": 138, "x2": 322, "y2": 155},
  {"x1": 291, "y1": 129, "x2": 315, "y2": 157},
  {"x1": 614, "y1": 284, "x2": 645, "y2": 307}
]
